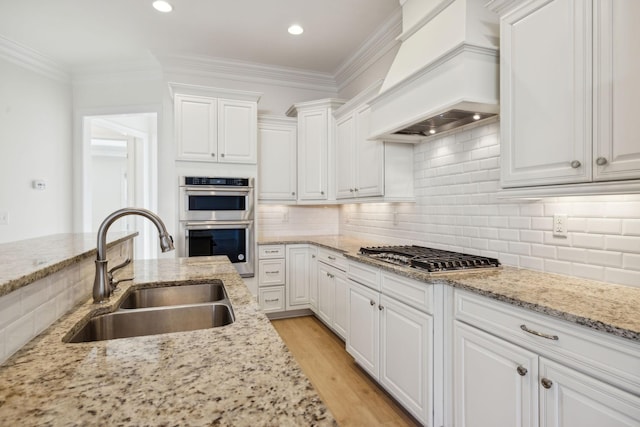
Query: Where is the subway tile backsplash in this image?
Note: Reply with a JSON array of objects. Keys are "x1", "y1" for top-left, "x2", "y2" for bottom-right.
[{"x1": 339, "y1": 121, "x2": 640, "y2": 288}]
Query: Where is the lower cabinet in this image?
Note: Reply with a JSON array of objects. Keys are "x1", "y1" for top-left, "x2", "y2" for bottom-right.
[
  {"x1": 317, "y1": 260, "x2": 348, "y2": 340},
  {"x1": 347, "y1": 274, "x2": 433, "y2": 425},
  {"x1": 258, "y1": 286, "x2": 285, "y2": 314},
  {"x1": 453, "y1": 289, "x2": 640, "y2": 427},
  {"x1": 286, "y1": 244, "x2": 313, "y2": 311}
]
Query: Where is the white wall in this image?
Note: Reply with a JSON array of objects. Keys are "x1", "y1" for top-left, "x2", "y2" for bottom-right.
[
  {"x1": 0, "y1": 58, "x2": 73, "y2": 243},
  {"x1": 339, "y1": 121, "x2": 640, "y2": 288}
]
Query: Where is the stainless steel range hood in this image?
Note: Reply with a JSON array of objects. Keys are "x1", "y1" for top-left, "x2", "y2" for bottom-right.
[{"x1": 369, "y1": 0, "x2": 500, "y2": 142}]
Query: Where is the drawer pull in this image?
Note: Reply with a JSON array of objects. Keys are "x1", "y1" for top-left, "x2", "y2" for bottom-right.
[
  {"x1": 265, "y1": 270, "x2": 280, "y2": 274},
  {"x1": 516, "y1": 366, "x2": 528, "y2": 377},
  {"x1": 541, "y1": 378, "x2": 553, "y2": 389},
  {"x1": 264, "y1": 298, "x2": 280, "y2": 303},
  {"x1": 520, "y1": 324, "x2": 559, "y2": 341},
  {"x1": 328, "y1": 256, "x2": 336, "y2": 261},
  {"x1": 265, "y1": 250, "x2": 279, "y2": 254}
]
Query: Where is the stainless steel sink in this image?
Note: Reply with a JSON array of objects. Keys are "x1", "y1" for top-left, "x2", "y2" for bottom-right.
[
  {"x1": 65, "y1": 303, "x2": 235, "y2": 343},
  {"x1": 118, "y1": 281, "x2": 227, "y2": 309}
]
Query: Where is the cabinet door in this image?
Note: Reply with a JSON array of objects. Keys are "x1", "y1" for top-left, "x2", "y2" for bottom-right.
[
  {"x1": 593, "y1": 0, "x2": 640, "y2": 181},
  {"x1": 317, "y1": 262, "x2": 334, "y2": 326},
  {"x1": 454, "y1": 322, "x2": 538, "y2": 427},
  {"x1": 308, "y1": 247, "x2": 318, "y2": 312},
  {"x1": 217, "y1": 99, "x2": 257, "y2": 164},
  {"x1": 539, "y1": 358, "x2": 640, "y2": 427},
  {"x1": 346, "y1": 280, "x2": 380, "y2": 379},
  {"x1": 500, "y1": 0, "x2": 591, "y2": 187},
  {"x1": 354, "y1": 105, "x2": 384, "y2": 198},
  {"x1": 332, "y1": 270, "x2": 348, "y2": 339},
  {"x1": 258, "y1": 121, "x2": 297, "y2": 200},
  {"x1": 379, "y1": 295, "x2": 432, "y2": 425},
  {"x1": 175, "y1": 94, "x2": 217, "y2": 161},
  {"x1": 286, "y1": 245, "x2": 310, "y2": 310},
  {"x1": 297, "y1": 109, "x2": 328, "y2": 200},
  {"x1": 335, "y1": 114, "x2": 355, "y2": 199}
]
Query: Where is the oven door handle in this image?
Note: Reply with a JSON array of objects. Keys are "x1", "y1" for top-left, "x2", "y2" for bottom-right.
[
  {"x1": 182, "y1": 187, "x2": 251, "y2": 195},
  {"x1": 184, "y1": 221, "x2": 252, "y2": 230}
]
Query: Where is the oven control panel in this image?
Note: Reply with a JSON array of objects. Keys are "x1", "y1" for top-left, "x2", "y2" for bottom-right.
[{"x1": 183, "y1": 176, "x2": 251, "y2": 187}]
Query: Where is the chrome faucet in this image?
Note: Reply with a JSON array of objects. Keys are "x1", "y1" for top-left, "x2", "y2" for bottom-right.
[{"x1": 93, "y1": 208, "x2": 174, "y2": 303}]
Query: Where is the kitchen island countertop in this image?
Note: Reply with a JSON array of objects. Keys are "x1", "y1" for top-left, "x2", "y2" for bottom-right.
[
  {"x1": 0, "y1": 256, "x2": 336, "y2": 426},
  {"x1": 259, "y1": 234, "x2": 640, "y2": 342}
]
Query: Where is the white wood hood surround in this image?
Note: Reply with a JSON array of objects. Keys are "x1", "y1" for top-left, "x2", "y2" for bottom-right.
[{"x1": 369, "y1": 0, "x2": 500, "y2": 142}]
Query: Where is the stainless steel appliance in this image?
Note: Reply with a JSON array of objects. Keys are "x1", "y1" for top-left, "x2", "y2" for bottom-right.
[
  {"x1": 359, "y1": 245, "x2": 501, "y2": 273},
  {"x1": 179, "y1": 176, "x2": 254, "y2": 277},
  {"x1": 179, "y1": 176, "x2": 254, "y2": 221}
]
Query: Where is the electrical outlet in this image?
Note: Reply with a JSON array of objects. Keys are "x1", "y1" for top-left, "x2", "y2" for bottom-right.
[
  {"x1": 553, "y1": 214, "x2": 568, "y2": 237},
  {"x1": 0, "y1": 210, "x2": 8, "y2": 225}
]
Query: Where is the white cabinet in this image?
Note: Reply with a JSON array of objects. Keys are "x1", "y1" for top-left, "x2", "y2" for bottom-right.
[
  {"x1": 454, "y1": 321, "x2": 538, "y2": 427},
  {"x1": 170, "y1": 84, "x2": 260, "y2": 164},
  {"x1": 286, "y1": 244, "x2": 313, "y2": 310},
  {"x1": 346, "y1": 263, "x2": 434, "y2": 425},
  {"x1": 286, "y1": 99, "x2": 345, "y2": 202},
  {"x1": 257, "y1": 116, "x2": 297, "y2": 201},
  {"x1": 335, "y1": 104, "x2": 384, "y2": 199},
  {"x1": 495, "y1": 0, "x2": 640, "y2": 191},
  {"x1": 452, "y1": 289, "x2": 640, "y2": 427},
  {"x1": 308, "y1": 246, "x2": 318, "y2": 312},
  {"x1": 316, "y1": 248, "x2": 348, "y2": 339},
  {"x1": 257, "y1": 244, "x2": 285, "y2": 313}
]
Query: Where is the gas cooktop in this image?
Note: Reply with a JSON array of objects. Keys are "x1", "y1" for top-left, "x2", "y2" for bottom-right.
[{"x1": 359, "y1": 245, "x2": 501, "y2": 273}]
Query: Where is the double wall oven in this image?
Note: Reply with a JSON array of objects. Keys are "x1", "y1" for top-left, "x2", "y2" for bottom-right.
[{"x1": 179, "y1": 176, "x2": 254, "y2": 277}]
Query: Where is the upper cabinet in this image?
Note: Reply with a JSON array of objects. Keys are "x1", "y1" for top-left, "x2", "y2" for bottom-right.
[
  {"x1": 491, "y1": 0, "x2": 640, "y2": 195},
  {"x1": 334, "y1": 81, "x2": 414, "y2": 202},
  {"x1": 258, "y1": 115, "x2": 297, "y2": 201},
  {"x1": 286, "y1": 99, "x2": 346, "y2": 202},
  {"x1": 170, "y1": 83, "x2": 261, "y2": 164}
]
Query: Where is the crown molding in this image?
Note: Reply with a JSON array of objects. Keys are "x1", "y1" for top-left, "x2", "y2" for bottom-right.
[
  {"x1": 156, "y1": 53, "x2": 338, "y2": 92},
  {"x1": 71, "y1": 56, "x2": 164, "y2": 86},
  {"x1": 334, "y1": 9, "x2": 402, "y2": 92},
  {"x1": 0, "y1": 35, "x2": 70, "y2": 83}
]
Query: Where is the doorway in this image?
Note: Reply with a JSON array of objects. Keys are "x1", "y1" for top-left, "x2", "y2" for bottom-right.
[{"x1": 81, "y1": 112, "x2": 158, "y2": 259}]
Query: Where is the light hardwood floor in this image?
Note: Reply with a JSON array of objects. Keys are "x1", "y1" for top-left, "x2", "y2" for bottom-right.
[{"x1": 271, "y1": 315, "x2": 420, "y2": 427}]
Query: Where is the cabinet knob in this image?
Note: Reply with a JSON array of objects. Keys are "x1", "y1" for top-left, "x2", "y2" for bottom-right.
[
  {"x1": 321, "y1": 191, "x2": 325, "y2": 195},
  {"x1": 311, "y1": 254, "x2": 316, "y2": 258},
  {"x1": 291, "y1": 192, "x2": 295, "y2": 196},
  {"x1": 541, "y1": 378, "x2": 553, "y2": 389},
  {"x1": 570, "y1": 160, "x2": 581, "y2": 168},
  {"x1": 596, "y1": 157, "x2": 608, "y2": 166},
  {"x1": 369, "y1": 300, "x2": 376, "y2": 306},
  {"x1": 350, "y1": 189, "x2": 354, "y2": 193},
  {"x1": 516, "y1": 366, "x2": 528, "y2": 376},
  {"x1": 220, "y1": 153, "x2": 225, "y2": 158},
  {"x1": 378, "y1": 305, "x2": 384, "y2": 311},
  {"x1": 354, "y1": 188, "x2": 359, "y2": 192},
  {"x1": 211, "y1": 153, "x2": 216, "y2": 157}
]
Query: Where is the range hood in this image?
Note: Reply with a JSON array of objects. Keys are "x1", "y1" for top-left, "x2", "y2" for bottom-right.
[{"x1": 369, "y1": 0, "x2": 500, "y2": 142}]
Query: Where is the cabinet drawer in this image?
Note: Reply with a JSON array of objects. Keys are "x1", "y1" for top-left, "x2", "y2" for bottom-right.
[
  {"x1": 381, "y1": 273, "x2": 433, "y2": 314},
  {"x1": 347, "y1": 261, "x2": 380, "y2": 291},
  {"x1": 317, "y1": 248, "x2": 347, "y2": 271},
  {"x1": 258, "y1": 244, "x2": 285, "y2": 259},
  {"x1": 454, "y1": 289, "x2": 640, "y2": 396},
  {"x1": 259, "y1": 286, "x2": 285, "y2": 313},
  {"x1": 258, "y1": 259, "x2": 285, "y2": 286}
]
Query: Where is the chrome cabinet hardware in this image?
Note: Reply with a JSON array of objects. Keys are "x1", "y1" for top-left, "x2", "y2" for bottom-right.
[
  {"x1": 264, "y1": 298, "x2": 280, "y2": 303},
  {"x1": 570, "y1": 160, "x2": 581, "y2": 168},
  {"x1": 369, "y1": 300, "x2": 376, "y2": 306},
  {"x1": 328, "y1": 256, "x2": 336, "y2": 261},
  {"x1": 516, "y1": 366, "x2": 528, "y2": 376},
  {"x1": 211, "y1": 153, "x2": 216, "y2": 157},
  {"x1": 311, "y1": 254, "x2": 316, "y2": 258},
  {"x1": 350, "y1": 188, "x2": 354, "y2": 192},
  {"x1": 520, "y1": 324, "x2": 559, "y2": 341},
  {"x1": 321, "y1": 191, "x2": 325, "y2": 195},
  {"x1": 265, "y1": 270, "x2": 280, "y2": 275},
  {"x1": 596, "y1": 157, "x2": 608, "y2": 166},
  {"x1": 291, "y1": 192, "x2": 295, "y2": 196},
  {"x1": 541, "y1": 378, "x2": 553, "y2": 389},
  {"x1": 265, "y1": 250, "x2": 279, "y2": 253},
  {"x1": 378, "y1": 305, "x2": 384, "y2": 311},
  {"x1": 326, "y1": 272, "x2": 334, "y2": 278},
  {"x1": 220, "y1": 153, "x2": 225, "y2": 158}
]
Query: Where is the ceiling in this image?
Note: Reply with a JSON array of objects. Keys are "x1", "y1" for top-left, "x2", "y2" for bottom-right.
[{"x1": 0, "y1": 0, "x2": 400, "y2": 74}]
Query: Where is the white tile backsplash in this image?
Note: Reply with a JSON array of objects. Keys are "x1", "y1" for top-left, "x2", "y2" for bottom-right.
[
  {"x1": 336, "y1": 122, "x2": 640, "y2": 288},
  {"x1": 0, "y1": 240, "x2": 132, "y2": 364}
]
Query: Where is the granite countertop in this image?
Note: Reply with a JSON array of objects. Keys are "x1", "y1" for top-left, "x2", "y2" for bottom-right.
[
  {"x1": 258, "y1": 234, "x2": 640, "y2": 342},
  {"x1": 0, "y1": 232, "x2": 137, "y2": 297},
  {"x1": 0, "y1": 256, "x2": 336, "y2": 426}
]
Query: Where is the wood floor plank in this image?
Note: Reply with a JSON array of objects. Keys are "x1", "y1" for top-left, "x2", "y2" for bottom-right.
[{"x1": 271, "y1": 315, "x2": 420, "y2": 427}]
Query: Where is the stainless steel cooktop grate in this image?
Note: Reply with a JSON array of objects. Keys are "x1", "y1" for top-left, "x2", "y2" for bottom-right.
[{"x1": 359, "y1": 245, "x2": 501, "y2": 272}]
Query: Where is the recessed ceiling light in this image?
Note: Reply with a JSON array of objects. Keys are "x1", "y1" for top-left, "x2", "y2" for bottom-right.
[
  {"x1": 473, "y1": 113, "x2": 481, "y2": 120},
  {"x1": 153, "y1": 1, "x2": 173, "y2": 12},
  {"x1": 288, "y1": 24, "x2": 304, "y2": 35}
]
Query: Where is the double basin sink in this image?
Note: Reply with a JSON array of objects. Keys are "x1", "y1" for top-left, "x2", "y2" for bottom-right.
[{"x1": 66, "y1": 281, "x2": 235, "y2": 343}]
